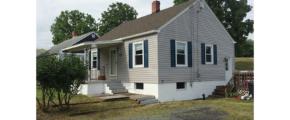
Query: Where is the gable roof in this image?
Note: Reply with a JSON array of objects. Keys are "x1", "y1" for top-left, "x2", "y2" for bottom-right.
[
  {"x1": 36, "y1": 50, "x2": 43, "y2": 57},
  {"x1": 46, "y1": 32, "x2": 97, "y2": 54},
  {"x1": 96, "y1": 0, "x2": 196, "y2": 41}
]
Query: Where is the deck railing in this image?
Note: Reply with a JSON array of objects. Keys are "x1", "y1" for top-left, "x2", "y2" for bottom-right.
[{"x1": 225, "y1": 71, "x2": 254, "y2": 96}]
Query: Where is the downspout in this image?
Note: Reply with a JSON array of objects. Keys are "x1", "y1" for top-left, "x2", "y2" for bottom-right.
[
  {"x1": 190, "y1": 4, "x2": 194, "y2": 86},
  {"x1": 196, "y1": 0, "x2": 203, "y2": 82}
]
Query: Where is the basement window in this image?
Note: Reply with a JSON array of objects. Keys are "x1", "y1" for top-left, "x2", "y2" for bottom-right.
[
  {"x1": 176, "y1": 82, "x2": 186, "y2": 89},
  {"x1": 135, "y1": 83, "x2": 144, "y2": 90}
]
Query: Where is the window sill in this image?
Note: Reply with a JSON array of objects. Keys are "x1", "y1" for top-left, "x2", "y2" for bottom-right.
[
  {"x1": 133, "y1": 65, "x2": 144, "y2": 68},
  {"x1": 135, "y1": 89, "x2": 144, "y2": 91},
  {"x1": 205, "y1": 63, "x2": 213, "y2": 65},
  {"x1": 176, "y1": 65, "x2": 188, "y2": 67}
]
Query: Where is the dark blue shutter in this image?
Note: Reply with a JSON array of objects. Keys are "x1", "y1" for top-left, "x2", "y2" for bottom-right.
[
  {"x1": 201, "y1": 43, "x2": 205, "y2": 64},
  {"x1": 144, "y1": 40, "x2": 149, "y2": 68},
  {"x1": 89, "y1": 51, "x2": 91, "y2": 70},
  {"x1": 188, "y1": 41, "x2": 192, "y2": 67},
  {"x1": 97, "y1": 49, "x2": 100, "y2": 70},
  {"x1": 171, "y1": 39, "x2": 176, "y2": 67},
  {"x1": 129, "y1": 43, "x2": 133, "y2": 68},
  {"x1": 214, "y1": 45, "x2": 217, "y2": 65}
]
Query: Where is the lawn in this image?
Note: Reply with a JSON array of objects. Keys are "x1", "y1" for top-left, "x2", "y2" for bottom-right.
[
  {"x1": 37, "y1": 86, "x2": 254, "y2": 120},
  {"x1": 37, "y1": 49, "x2": 47, "y2": 52},
  {"x1": 235, "y1": 57, "x2": 254, "y2": 70}
]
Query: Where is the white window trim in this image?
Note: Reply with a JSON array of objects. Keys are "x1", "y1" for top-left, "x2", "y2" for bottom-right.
[
  {"x1": 176, "y1": 82, "x2": 187, "y2": 90},
  {"x1": 205, "y1": 44, "x2": 214, "y2": 64},
  {"x1": 91, "y1": 50, "x2": 98, "y2": 70},
  {"x1": 176, "y1": 41, "x2": 187, "y2": 67},
  {"x1": 135, "y1": 83, "x2": 144, "y2": 90},
  {"x1": 133, "y1": 42, "x2": 144, "y2": 68}
]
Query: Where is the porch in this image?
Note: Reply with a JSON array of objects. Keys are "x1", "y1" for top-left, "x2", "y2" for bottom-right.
[{"x1": 62, "y1": 40, "x2": 123, "y2": 81}]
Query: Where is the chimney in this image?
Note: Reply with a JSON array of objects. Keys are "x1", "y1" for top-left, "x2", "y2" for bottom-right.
[
  {"x1": 152, "y1": 1, "x2": 160, "y2": 13},
  {"x1": 72, "y1": 31, "x2": 78, "y2": 37}
]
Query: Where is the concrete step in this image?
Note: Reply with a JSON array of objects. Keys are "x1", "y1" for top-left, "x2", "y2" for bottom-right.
[
  {"x1": 106, "y1": 83, "x2": 123, "y2": 86},
  {"x1": 140, "y1": 99, "x2": 158, "y2": 105},
  {"x1": 208, "y1": 95, "x2": 225, "y2": 98},
  {"x1": 109, "y1": 86, "x2": 126, "y2": 90},
  {"x1": 136, "y1": 96, "x2": 155, "y2": 101},
  {"x1": 112, "y1": 89, "x2": 128, "y2": 94},
  {"x1": 104, "y1": 80, "x2": 121, "y2": 83},
  {"x1": 212, "y1": 92, "x2": 225, "y2": 96}
]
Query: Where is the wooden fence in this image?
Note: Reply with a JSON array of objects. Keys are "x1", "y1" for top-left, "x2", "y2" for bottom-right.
[{"x1": 225, "y1": 72, "x2": 254, "y2": 95}]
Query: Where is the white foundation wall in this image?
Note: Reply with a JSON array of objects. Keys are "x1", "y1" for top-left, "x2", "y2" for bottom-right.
[
  {"x1": 78, "y1": 81, "x2": 109, "y2": 95},
  {"x1": 158, "y1": 81, "x2": 225, "y2": 102},
  {"x1": 122, "y1": 83, "x2": 159, "y2": 99}
]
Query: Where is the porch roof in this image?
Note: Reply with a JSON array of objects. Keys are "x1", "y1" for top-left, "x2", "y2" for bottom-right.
[{"x1": 62, "y1": 40, "x2": 123, "y2": 52}]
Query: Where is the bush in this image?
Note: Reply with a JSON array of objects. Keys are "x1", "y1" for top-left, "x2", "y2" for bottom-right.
[{"x1": 36, "y1": 53, "x2": 88, "y2": 112}]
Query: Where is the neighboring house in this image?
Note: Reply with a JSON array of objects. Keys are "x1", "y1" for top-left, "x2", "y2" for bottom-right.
[
  {"x1": 63, "y1": 0, "x2": 235, "y2": 103},
  {"x1": 36, "y1": 50, "x2": 43, "y2": 57},
  {"x1": 41, "y1": 31, "x2": 99, "y2": 59}
]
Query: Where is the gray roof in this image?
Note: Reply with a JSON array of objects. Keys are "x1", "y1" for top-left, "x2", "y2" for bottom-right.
[
  {"x1": 96, "y1": 0, "x2": 196, "y2": 41},
  {"x1": 36, "y1": 50, "x2": 43, "y2": 57},
  {"x1": 46, "y1": 32, "x2": 94, "y2": 54}
]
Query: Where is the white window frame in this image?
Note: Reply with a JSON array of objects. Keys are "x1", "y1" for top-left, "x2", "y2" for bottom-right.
[
  {"x1": 91, "y1": 51, "x2": 98, "y2": 70},
  {"x1": 133, "y1": 42, "x2": 144, "y2": 68},
  {"x1": 176, "y1": 41, "x2": 187, "y2": 67},
  {"x1": 205, "y1": 44, "x2": 214, "y2": 64},
  {"x1": 135, "y1": 83, "x2": 144, "y2": 90},
  {"x1": 176, "y1": 82, "x2": 187, "y2": 90}
]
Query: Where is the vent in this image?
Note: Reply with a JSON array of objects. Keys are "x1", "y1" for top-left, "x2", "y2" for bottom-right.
[
  {"x1": 200, "y1": 2, "x2": 204, "y2": 9},
  {"x1": 92, "y1": 34, "x2": 95, "y2": 38}
]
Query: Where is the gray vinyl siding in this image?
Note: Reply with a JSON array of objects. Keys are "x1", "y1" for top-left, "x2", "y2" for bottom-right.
[
  {"x1": 98, "y1": 34, "x2": 159, "y2": 83},
  {"x1": 158, "y1": 0, "x2": 235, "y2": 83}
]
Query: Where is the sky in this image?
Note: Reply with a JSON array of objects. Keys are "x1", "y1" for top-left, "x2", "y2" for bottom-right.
[{"x1": 36, "y1": 0, "x2": 254, "y2": 50}]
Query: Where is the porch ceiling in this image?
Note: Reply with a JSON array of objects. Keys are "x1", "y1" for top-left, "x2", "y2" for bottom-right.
[{"x1": 62, "y1": 40, "x2": 123, "y2": 52}]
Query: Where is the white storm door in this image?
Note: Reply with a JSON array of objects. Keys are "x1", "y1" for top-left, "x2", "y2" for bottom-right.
[
  {"x1": 225, "y1": 57, "x2": 232, "y2": 82},
  {"x1": 109, "y1": 48, "x2": 117, "y2": 76}
]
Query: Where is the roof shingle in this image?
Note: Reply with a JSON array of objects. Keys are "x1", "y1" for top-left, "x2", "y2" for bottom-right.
[{"x1": 96, "y1": 0, "x2": 196, "y2": 41}]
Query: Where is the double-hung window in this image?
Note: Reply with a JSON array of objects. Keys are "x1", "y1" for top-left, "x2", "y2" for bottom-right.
[
  {"x1": 205, "y1": 44, "x2": 213, "y2": 64},
  {"x1": 176, "y1": 41, "x2": 187, "y2": 66},
  {"x1": 133, "y1": 42, "x2": 144, "y2": 67},
  {"x1": 92, "y1": 52, "x2": 97, "y2": 68}
]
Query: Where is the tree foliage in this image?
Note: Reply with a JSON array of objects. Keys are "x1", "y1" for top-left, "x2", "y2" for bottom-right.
[
  {"x1": 174, "y1": 0, "x2": 254, "y2": 57},
  {"x1": 37, "y1": 53, "x2": 87, "y2": 111},
  {"x1": 242, "y1": 39, "x2": 254, "y2": 57},
  {"x1": 50, "y1": 10, "x2": 98, "y2": 45},
  {"x1": 97, "y1": 2, "x2": 138, "y2": 36}
]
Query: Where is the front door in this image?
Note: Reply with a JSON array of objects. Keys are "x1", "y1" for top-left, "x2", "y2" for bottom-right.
[
  {"x1": 225, "y1": 57, "x2": 232, "y2": 82},
  {"x1": 109, "y1": 48, "x2": 117, "y2": 77}
]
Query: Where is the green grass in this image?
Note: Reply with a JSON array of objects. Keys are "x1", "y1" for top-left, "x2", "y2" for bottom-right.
[
  {"x1": 37, "y1": 49, "x2": 47, "y2": 52},
  {"x1": 235, "y1": 57, "x2": 254, "y2": 70},
  {"x1": 37, "y1": 86, "x2": 253, "y2": 120}
]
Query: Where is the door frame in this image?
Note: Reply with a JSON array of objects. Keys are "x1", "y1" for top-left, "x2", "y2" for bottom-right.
[
  {"x1": 224, "y1": 56, "x2": 232, "y2": 82},
  {"x1": 109, "y1": 47, "x2": 117, "y2": 77}
]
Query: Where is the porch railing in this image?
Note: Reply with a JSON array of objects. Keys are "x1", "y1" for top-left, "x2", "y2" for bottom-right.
[
  {"x1": 88, "y1": 66, "x2": 105, "y2": 81},
  {"x1": 225, "y1": 75, "x2": 235, "y2": 97}
]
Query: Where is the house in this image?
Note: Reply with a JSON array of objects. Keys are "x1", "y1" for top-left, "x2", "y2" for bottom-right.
[
  {"x1": 62, "y1": 0, "x2": 235, "y2": 103},
  {"x1": 36, "y1": 50, "x2": 44, "y2": 57},
  {"x1": 41, "y1": 31, "x2": 99, "y2": 59}
]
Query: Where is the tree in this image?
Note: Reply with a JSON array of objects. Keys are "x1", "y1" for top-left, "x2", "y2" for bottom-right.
[
  {"x1": 174, "y1": 0, "x2": 254, "y2": 57},
  {"x1": 50, "y1": 10, "x2": 98, "y2": 45},
  {"x1": 242, "y1": 39, "x2": 254, "y2": 57},
  {"x1": 173, "y1": 0, "x2": 189, "y2": 5},
  {"x1": 97, "y1": 2, "x2": 138, "y2": 36}
]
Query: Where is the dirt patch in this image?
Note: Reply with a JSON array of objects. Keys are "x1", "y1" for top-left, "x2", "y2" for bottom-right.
[
  {"x1": 170, "y1": 107, "x2": 228, "y2": 120},
  {"x1": 126, "y1": 107, "x2": 228, "y2": 120}
]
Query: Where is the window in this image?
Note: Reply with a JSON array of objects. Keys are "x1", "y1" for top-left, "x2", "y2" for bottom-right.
[
  {"x1": 133, "y1": 42, "x2": 144, "y2": 67},
  {"x1": 92, "y1": 52, "x2": 97, "y2": 68},
  {"x1": 135, "y1": 83, "x2": 144, "y2": 90},
  {"x1": 205, "y1": 44, "x2": 213, "y2": 64},
  {"x1": 176, "y1": 41, "x2": 187, "y2": 66},
  {"x1": 176, "y1": 82, "x2": 186, "y2": 89}
]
